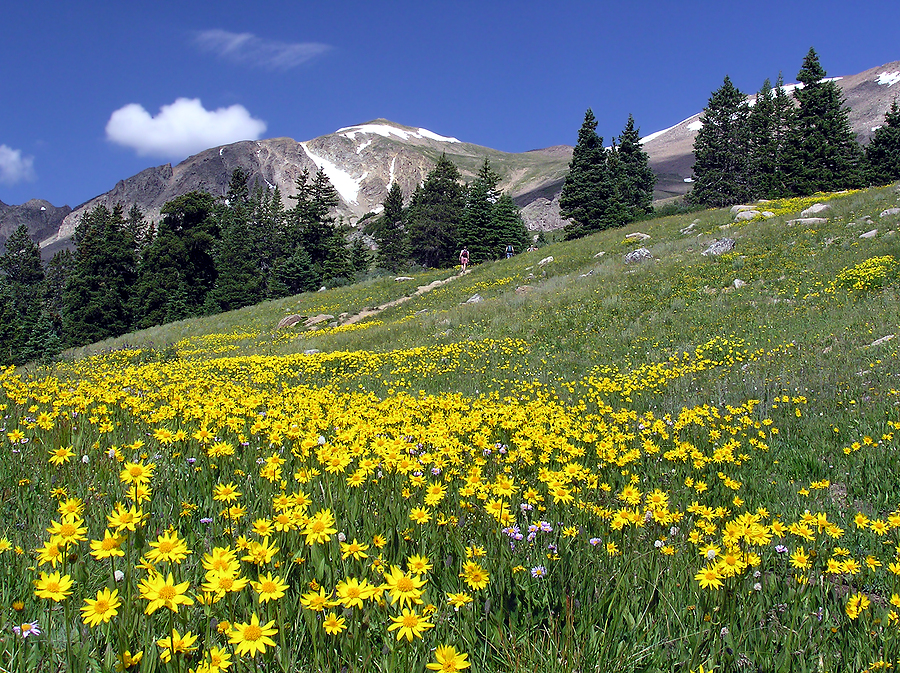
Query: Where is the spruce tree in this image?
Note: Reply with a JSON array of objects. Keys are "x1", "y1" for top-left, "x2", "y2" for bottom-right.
[
  {"x1": 131, "y1": 192, "x2": 217, "y2": 328},
  {"x1": 687, "y1": 76, "x2": 754, "y2": 207},
  {"x1": 560, "y1": 109, "x2": 620, "y2": 238},
  {"x1": 0, "y1": 278, "x2": 22, "y2": 366},
  {"x1": 616, "y1": 114, "x2": 656, "y2": 219},
  {"x1": 62, "y1": 204, "x2": 138, "y2": 346},
  {"x1": 866, "y1": 99, "x2": 900, "y2": 185},
  {"x1": 208, "y1": 169, "x2": 266, "y2": 312},
  {"x1": 784, "y1": 48, "x2": 865, "y2": 195},
  {"x1": 368, "y1": 183, "x2": 409, "y2": 272},
  {"x1": 491, "y1": 194, "x2": 529, "y2": 255},
  {"x1": 407, "y1": 154, "x2": 465, "y2": 268},
  {"x1": 461, "y1": 158, "x2": 502, "y2": 262}
]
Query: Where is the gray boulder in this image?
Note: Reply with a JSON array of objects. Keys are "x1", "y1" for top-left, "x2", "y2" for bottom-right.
[
  {"x1": 880, "y1": 207, "x2": 900, "y2": 218},
  {"x1": 277, "y1": 314, "x2": 304, "y2": 329},
  {"x1": 860, "y1": 229, "x2": 878, "y2": 239},
  {"x1": 734, "y1": 210, "x2": 760, "y2": 222},
  {"x1": 624, "y1": 248, "x2": 653, "y2": 264},
  {"x1": 702, "y1": 238, "x2": 736, "y2": 256},
  {"x1": 800, "y1": 203, "x2": 831, "y2": 217},
  {"x1": 787, "y1": 217, "x2": 828, "y2": 226}
]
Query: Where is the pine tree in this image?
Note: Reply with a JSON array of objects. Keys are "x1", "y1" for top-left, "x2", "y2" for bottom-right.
[
  {"x1": 687, "y1": 76, "x2": 754, "y2": 207},
  {"x1": 461, "y1": 158, "x2": 502, "y2": 262},
  {"x1": 866, "y1": 99, "x2": 900, "y2": 185},
  {"x1": 368, "y1": 182, "x2": 409, "y2": 272},
  {"x1": 131, "y1": 192, "x2": 217, "y2": 328},
  {"x1": 349, "y1": 237, "x2": 370, "y2": 275},
  {"x1": 62, "y1": 204, "x2": 138, "y2": 346},
  {"x1": 616, "y1": 114, "x2": 656, "y2": 219},
  {"x1": 560, "y1": 109, "x2": 621, "y2": 238},
  {"x1": 784, "y1": 48, "x2": 865, "y2": 195},
  {"x1": 208, "y1": 169, "x2": 266, "y2": 312},
  {"x1": 0, "y1": 278, "x2": 22, "y2": 366},
  {"x1": 491, "y1": 194, "x2": 529, "y2": 255},
  {"x1": 407, "y1": 154, "x2": 465, "y2": 267}
]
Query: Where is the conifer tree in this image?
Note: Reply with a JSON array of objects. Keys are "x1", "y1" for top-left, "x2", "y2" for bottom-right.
[
  {"x1": 62, "y1": 204, "x2": 138, "y2": 346},
  {"x1": 560, "y1": 109, "x2": 620, "y2": 238},
  {"x1": 784, "y1": 48, "x2": 864, "y2": 195},
  {"x1": 407, "y1": 154, "x2": 465, "y2": 267},
  {"x1": 0, "y1": 278, "x2": 22, "y2": 366},
  {"x1": 208, "y1": 169, "x2": 266, "y2": 312},
  {"x1": 131, "y1": 192, "x2": 217, "y2": 328},
  {"x1": 866, "y1": 99, "x2": 900, "y2": 185},
  {"x1": 687, "y1": 76, "x2": 754, "y2": 207},
  {"x1": 491, "y1": 194, "x2": 529, "y2": 255},
  {"x1": 616, "y1": 114, "x2": 656, "y2": 219},
  {"x1": 461, "y1": 158, "x2": 502, "y2": 262},
  {"x1": 368, "y1": 182, "x2": 409, "y2": 272}
]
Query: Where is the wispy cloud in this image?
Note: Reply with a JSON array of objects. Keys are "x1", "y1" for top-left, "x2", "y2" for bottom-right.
[
  {"x1": 0, "y1": 145, "x2": 36, "y2": 185},
  {"x1": 105, "y1": 98, "x2": 267, "y2": 159},
  {"x1": 194, "y1": 29, "x2": 331, "y2": 70}
]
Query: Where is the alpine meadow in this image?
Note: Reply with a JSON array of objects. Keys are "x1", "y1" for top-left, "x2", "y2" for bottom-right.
[{"x1": 4, "y1": 46, "x2": 900, "y2": 673}]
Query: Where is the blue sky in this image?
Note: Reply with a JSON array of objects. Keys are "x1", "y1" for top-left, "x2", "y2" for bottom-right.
[{"x1": 2, "y1": 0, "x2": 899, "y2": 208}]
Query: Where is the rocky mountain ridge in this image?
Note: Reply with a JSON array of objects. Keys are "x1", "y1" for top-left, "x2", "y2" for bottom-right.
[{"x1": 5, "y1": 60, "x2": 899, "y2": 256}]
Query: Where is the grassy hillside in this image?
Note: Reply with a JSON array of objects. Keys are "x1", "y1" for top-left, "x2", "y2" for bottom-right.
[{"x1": 3, "y1": 183, "x2": 900, "y2": 671}]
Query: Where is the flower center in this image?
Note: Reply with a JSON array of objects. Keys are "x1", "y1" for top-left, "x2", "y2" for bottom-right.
[
  {"x1": 396, "y1": 577, "x2": 414, "y2": 592},
  {"x1": 158, "y1": 585, "x2": 176, "y2": 600},
  {"x1": 245, "y1": 625, "x2": 262, "y2": 641}
]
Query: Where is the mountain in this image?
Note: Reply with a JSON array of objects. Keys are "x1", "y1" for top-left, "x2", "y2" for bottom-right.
[
  {"x1": 38, "y1": 120, "x2": 573, "y2": 253},
  {"x1": 4, "y1": 60, "x2": 899, "y2": 255},
  {"x1": 0, "y1": 199, "x2": 71, "y2": 256}
]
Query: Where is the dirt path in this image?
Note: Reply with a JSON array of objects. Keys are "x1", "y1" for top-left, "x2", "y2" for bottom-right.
[{"x1": 341, "y1": 274, "x2": 459, "y2": 325}]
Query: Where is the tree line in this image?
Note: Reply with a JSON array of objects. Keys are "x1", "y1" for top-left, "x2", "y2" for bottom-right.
[
  {"x1": 688, "y1": 47, "x2": 900, "y2": 207},
  {"x1": 0, "y1": 155, "x2": 528, "y2": 365}
]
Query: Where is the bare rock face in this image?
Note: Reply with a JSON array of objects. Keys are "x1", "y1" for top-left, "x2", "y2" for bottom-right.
[
  {"x1": 0, "y1": 199, "x2": 71, "y2": 259},
  {"x1": 519, "y1": 194, "x2": 571, "y2": 231}
]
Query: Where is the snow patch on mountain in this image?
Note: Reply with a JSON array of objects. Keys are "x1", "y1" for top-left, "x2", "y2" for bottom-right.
[
  {"x1": 687, "y1": 120, "x2": 703, "y2": 132},
  {"x1": 877, "y1": 71, "x2": 900, "y2": 87},
  {"x1": 300, "y1": 141, "x2": 366, "y2": 204},
  {"x1": 356, "y1": 138, "x2": 373, "y2": 154},
  {"x1": 337, "y1": 123, "x2": 459, "y2": 144}
]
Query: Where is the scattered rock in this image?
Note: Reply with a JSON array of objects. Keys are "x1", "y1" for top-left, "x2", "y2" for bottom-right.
[
  {"x1": 680, "y1": 222, "x2": 697, "y2": 235},
  {"x1": 702, "y1": 238, "x2": 736, "y2": 256},
  {"x1": 318, "y1": 286, "x2": 327, "y2": 292},
  {"x1": 464, "y1": 294, "x2": 483, "y2": 304},
  {"x1": 304, "y1": 314, "x2": 334, "y2": 328},
  {"x1": 869, "y1": 334, "x2": 895, "y2": 347},
  {"x1": 525, "y1": 273, "x2": 535, "y2": 280},
  {"x1": 538, "y1": 256, "x2": 554, "y2": 266},
  {"x1": 786, "y1": 217, "x2": 828, "y2": 226},
  {"x1": 593, "y1": 251, "x2": 606, "y2": 258},
  {"x1": 719, "y1": 224, "x2": 733, "y2": 230},
  {"x1": 625, "y1": 232, "x2": 651, "y2": 242},
  {"x1": 823, "y1": 346, "x2": 832, "y2": 354},
  {"x1": 394, "y1": 276, "x2": 415, "y2": 281},
  {"x1": 579, "y1": 270, "x2": 594, "y2": 278},
  {"x1": 880, "y1": 207, "x2": 900, "y2": 218},
  {"x1": 303, "y1": 349, "x2": 321, "y2": 355},
  {"x1": 734, "y1": 210, "x2": 760, "y2": 222},
  {"x1": 860, "y1": 229, "x2": 878, "y2": 239},
  {"x1": 730, "y1": 205, "x2": 756, "y2": 215},
  {"x1": 338, "y1": 312, "x2": 349, "y2": 320},
  {"x1": 801, "y1": 203, "x2": 831, "y2": 217},
  {"x1": 415, "y1": 309, "x2": 428, "y2": 315},
  {"x1": 624, "y1": 248, "x2": 653, "y2": 264},
  {"x1": 515, "y1": 285, "x2": 533, "y2": 295},
  {"x1": 733, "y1": 278, "x2": 746, "y2": 289},
  {"x1": 761, "y1": 211, "x2": 775, "y2": 219},
  {"x1": 277, "y1": 314, "x2": 304, "y2": 329}
]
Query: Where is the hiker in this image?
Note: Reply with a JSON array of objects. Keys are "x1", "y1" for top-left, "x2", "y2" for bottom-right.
[
  {"x1": 505, "y1": 244, "x2": 515, "y2": 259},
  {"x1": 459, "y1": 247, "x2": 470, "y2": 273}
]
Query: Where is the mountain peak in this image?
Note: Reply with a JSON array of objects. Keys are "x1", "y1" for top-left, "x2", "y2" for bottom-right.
[{"x1": 333, "y1": 119, "x2": 460, "y2": 144}]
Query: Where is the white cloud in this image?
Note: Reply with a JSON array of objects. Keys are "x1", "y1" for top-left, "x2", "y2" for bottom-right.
[
  {"x1": 105, "y1": 98, "x2": 267, "y2": 158},
  {"x1": 0, "y1": 145, "x2": 36, "y2": 184},
  {"x1": 194, "y1": 29, "x2": 331, "y2": 70}
]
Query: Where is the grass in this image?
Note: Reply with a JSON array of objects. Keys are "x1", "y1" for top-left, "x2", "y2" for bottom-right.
[{"x1": 2, "y1": 181, "x2": 900, "y2": 671}]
